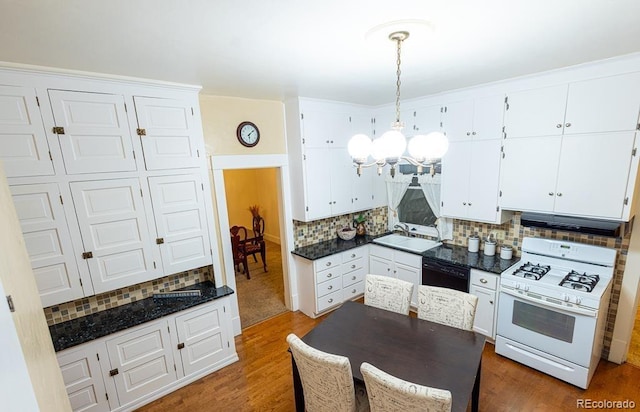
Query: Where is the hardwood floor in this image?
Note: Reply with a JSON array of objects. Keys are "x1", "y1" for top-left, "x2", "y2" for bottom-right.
[{"x1": 137, "y1": 308, "x2": 640, "y2": 412}]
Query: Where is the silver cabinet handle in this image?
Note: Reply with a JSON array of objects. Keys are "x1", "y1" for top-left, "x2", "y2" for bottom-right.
[
  {"x1": 328, "y1": 285, "x2": 333, "y2": 290},
  {"x1": 351, "y1": 264, "x2": 356, "y2": 269},
  {"x1": 351, "y1": 253, "x2": 356, "y2": 258},
  {"x1": 480, "y1": 278, "x2": 488, "y2": 284},
  {"x1": 463, "y1": 202, "x2": 467, "y2": 205},
  {"x1": 468, "y1": 202, "x2": 472, "y2": 206},
  {"x1": 326, "y1": 262, "x2": 331, "y2": 267},
  {"x1": 557, "y1": 193, "x2": 563, "y2": 197},
  {"x1": 352, "y1": 276, "x2": 356, "y2": 280},
  {"x1": 472, "y1": 131, "x2": 476, "y2": 135},
  {"x1": 556, "y1": 124, "x2": 562, "y2": 128},
  {"x1": 565, "y1": 122, "x2": 571, "y2": 127},
  {"x1": 328, "y1": 298, "x2": 333, "y2": 303},
  {"x1": 326, "y1": 273, "x2": 332, "y2": 278},
  {"x1": 466, "y1": 132, "x2": 471, "y2": 136},
  {"x1": 548, "y1": 192, "x2": 554, "y2": 196},
  {"x1": 352, "y1": 289, "x2": 357, "y2": 293}
]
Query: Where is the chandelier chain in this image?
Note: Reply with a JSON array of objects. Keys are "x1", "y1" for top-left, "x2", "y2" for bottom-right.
[{"x1": 395, "y1": 36, "x2": 402, "y2": 123}]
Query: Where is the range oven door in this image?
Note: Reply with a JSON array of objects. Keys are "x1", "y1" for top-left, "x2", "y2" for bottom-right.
[{"x1": 496, "y1": 288, "x2": 598, "y2": 367}]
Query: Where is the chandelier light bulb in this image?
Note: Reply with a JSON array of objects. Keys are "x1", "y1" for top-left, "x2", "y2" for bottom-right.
[
  {"x1": 407, "y1": 134, "x2": 429, "y2": 161},
  {"x1": 380, "y1": 129, "x2": 407, "y2": 159},
  {"x1": 423, "y1": 131, "x2": 449, "y2": 160},
  {"x1": 371, "y1": 136, "x2": 387, "y2": 162},
  {"x1": 347, "y1": 134, "x2": 373, "y2": 162}
]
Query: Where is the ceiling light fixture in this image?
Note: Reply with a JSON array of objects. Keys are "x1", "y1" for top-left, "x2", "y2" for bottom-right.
[{"x1": 348, "y1": 30, "x2": 449, "y2": 178}]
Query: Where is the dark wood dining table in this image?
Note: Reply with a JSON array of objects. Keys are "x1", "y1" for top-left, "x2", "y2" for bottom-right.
[{"x1": 291, "y1": 300, "x2": 485, "y2": 412}]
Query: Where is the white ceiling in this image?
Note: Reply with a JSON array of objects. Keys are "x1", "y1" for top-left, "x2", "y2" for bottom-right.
[{"x1": 1, "y1": 0, "x2": 640, "y2": 105}]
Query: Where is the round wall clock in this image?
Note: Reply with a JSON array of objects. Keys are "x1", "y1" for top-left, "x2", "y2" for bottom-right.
[{"x1": 236, "y1": 121, "x2": 260, "y2": 147}]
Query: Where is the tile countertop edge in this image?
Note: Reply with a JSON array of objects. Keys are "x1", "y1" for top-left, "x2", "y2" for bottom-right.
[
  {"x1": 49, "y1": 282, "x2": 234, "y2": 352},
  {"x1": 292, "y1": 235, "x2": 520, "y2": 275}
]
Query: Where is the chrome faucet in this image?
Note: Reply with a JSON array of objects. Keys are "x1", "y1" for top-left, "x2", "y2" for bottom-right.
[
  {"x1": 393, "y1": 223, "x2": 410, "y2": 236},
  {"x1": 430, "y1": 224, "x2": 442, "y2": 242}
]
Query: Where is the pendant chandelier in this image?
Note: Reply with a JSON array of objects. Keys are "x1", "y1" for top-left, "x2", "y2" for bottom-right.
[{"x1": 347, "y1": 31, "x2": 449, "y2": 178}]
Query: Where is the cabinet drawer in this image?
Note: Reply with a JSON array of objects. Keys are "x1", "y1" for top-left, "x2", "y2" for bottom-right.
[
  {"x1": 394, "y1": 249, "x2": 422, "y2": 268},
  {"x1": 342, "y1": 247, "x2": 366, "y2": 263},
  {"x1": 342, "y1": 256, "x2": 364, "y2": 273},
  {"x1": 316, "y1": 265, "x2": 344, "y2": 284},
  {"x1": 314, "y1": 254, "x2": 342, "y2": 272},
  {"x1": 369, "y1": 244, "x2": 394, "y2": 260},
  {"x1": 342, "y1": 266, "x2": 366, "y2": 288},
  {"x1": 317, "y1": 289, "x2": 342, "y2": 313},
  {"x1": 342, "y1": 281, "x2": 365, "y2": 301},
  {"x1": 316, "y1": 276, "x2": 342, "y2": 298},
  {"x1": 470, "y1": 269, "x2": 498, "y2": 290}
]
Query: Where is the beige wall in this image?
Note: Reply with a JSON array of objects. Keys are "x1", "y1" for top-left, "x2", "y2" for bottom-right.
[
  {"x1": 224, "y1": 168, "x2": 280, "y2": 244},
  {"x1": 199, "y1": 95, "x2": 287, "y2": 156},
  {"x1": 0, "y1": 167, "x2": 71, "y2": 411}
]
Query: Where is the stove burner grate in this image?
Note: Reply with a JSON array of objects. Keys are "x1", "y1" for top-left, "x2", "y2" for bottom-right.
[
  {"x1": 512, "y1": 262, "x2": 551, "y2": 280},
  {"x1": 559, "y1": 270, "x2": 600, "y2": 293}
]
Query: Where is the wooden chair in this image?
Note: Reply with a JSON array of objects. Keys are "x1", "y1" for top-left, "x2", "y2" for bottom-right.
[
  {"x1": 246, "y1": 216, "x2": 267, "y2": 272},
  {"x1": 364, "y1": 274, "x2": 414, "y2": 315},
  {"x1": 286, "y1": 333, "x2": 369, "y2": 412},
  {"x1": 360, "y1": 362, "x2": 452, "y2": 412},
  {"x1": 230, "y1": 226, "x2": 251, "y2": 279},
  {"x1": 417, "y1": 285, "x2": 478, "y2": 331}
]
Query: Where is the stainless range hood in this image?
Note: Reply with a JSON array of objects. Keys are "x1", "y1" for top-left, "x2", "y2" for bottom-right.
[{"x1": 520, "y1": 212, "x2": 630, "y2": 238}]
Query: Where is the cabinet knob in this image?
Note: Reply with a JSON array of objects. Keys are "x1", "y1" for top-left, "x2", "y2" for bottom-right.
[
  {"x1": 490, "y1": 300, "x2": 494, "y2": 305},
  {"x1": 328, "y1": 285, "x2": 333, "y2": 290},
  {"x1": 352, "y1": 276, "x2": 356, "y2": 280},
  {"x1": 351, "y1": 253, "x2": 356, "y2": 258},
  {"x1": 548, "y1": 192, "x2": 554, "y2": 196},
  {"x1": 177, "y1": 342, "x2": 185, "y2": 350},
  {"x1": 351, "y1": 264, "x2": 356, "y2": 269},
  {"x1": 565, "y1": 122, "x2": 571, "y2": 127},
  {"x1": 557, "y1": 192, "x2": 563, "y2": 197},
  {"x1": 480, "y1": 278, "x2": 488, "y2": 284},
  {"x1": 466, "y1": 132, "x2": 471, "y2": 136},
  {"x1": 556, "y1": 124, "x2": 562, "y2": 128},
  {"x1": 463, "y1": 202, "x2": 467, "y2": 205},
  {"x1": 328, "y1": 298, "x2": 334, "y2": 303},
  {"x1": 468, "y1": 202, "x2": 472, "y2": 206},
  {"x1": 472, "y1": 131, "x2": 476, "y2": 135},
  {"x1": 326, "y1": 262, "x2": 332, "y2": 267},
  {"x1": 326, "y1": 140, "x2": 330, "y2": 143},
  {"x1": 352, "y1": 289, "x2": 357, "y2": 293}
]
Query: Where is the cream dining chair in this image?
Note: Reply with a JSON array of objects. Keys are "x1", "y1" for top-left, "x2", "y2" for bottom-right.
[
  {"x1": 417, "y1": 285, "x2": 478, "y2": 331},
  {"x1": 286, "y1": 334, "x2": 369, "y2": 412},
  {"x1": 360, "y1": 362, "x2": 452, "y2": 412},
  {"x1": 364, "y1": 274, "x2": 414, "y2": 315}
]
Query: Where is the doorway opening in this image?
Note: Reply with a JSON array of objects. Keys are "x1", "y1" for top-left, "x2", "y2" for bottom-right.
[{"x1": 223, "y1": 167, "x2": 286, "y2": 328}]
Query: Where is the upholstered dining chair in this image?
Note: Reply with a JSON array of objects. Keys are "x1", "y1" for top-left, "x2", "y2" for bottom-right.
[
  {"x1": 417, "y1": 285, "x2": 479, "y2": 331},
  {"x1": 286, "y1": 334, "x2": 369, "y2": 412},
  {"x1": 360, "y1": 362, "x2": 452, "y2": 412},
  {"x1": 364, "y1": 274, "x2": 414, "y2": 315}
]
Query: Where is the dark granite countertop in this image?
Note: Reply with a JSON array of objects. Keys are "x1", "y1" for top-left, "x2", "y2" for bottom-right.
[
  {"x1": 292, "y1": 235, "x2": 376, "y2": 260},
  {"x1": 49, "y1": 282, "x2": 234, "y2": 352},
  {"x1": 292, "y1": 234, "x2": 519, "y2": 275},
  {"x1": 421, "y1": 243, "x2": 520, "y2": 275}
]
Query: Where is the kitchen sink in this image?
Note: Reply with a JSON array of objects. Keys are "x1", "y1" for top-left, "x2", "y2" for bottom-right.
[{"x1": 372, "y1": 234, "x2": 442, "y2": 253}]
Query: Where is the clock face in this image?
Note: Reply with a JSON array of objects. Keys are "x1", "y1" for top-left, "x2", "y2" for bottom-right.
[{"x1": 237, "y1": 121, "x2": 260, "y2": 147}]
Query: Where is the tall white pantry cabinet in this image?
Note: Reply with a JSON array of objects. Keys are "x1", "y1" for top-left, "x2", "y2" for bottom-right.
[{"x1": 0, "y1": 66, "x2": 217, "y2": 308}]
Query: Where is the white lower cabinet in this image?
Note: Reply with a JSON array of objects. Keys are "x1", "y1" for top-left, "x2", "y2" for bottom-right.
[
  {"x1": 368, "y1": 244, "x2": 421, "y2": 307},
  {"x1": 469, "y1": 269, "x2": 499, "y2": 339},
  {"x1": 56, "y1": 298, "x2": 237, "y2": 412},
  {"x1": 295, "y1": 245, "x2": 368, "y2": 318}
]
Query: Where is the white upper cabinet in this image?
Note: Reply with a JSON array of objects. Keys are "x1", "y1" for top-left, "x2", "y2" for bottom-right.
[
  {"x1": 10, "y1": 183, "x2": 89, "y2": 306},
  {"x1": 70, "y1": 178, "x2": 162, "y2": 294},
  {"x1": 0, "y1": 85, "x2": 55, "y2": 177},
  {"x1": 48, "y1": 90, "x2": 137, "y2": 174},
  {"x1": 443, "y1": 95, "x2": 505, "y2": 141},
  {"x1": 133, "y1": 96, "x2": 202, "y2": 170},
  {"x1": 501, "y1": 72, "x2": 640, "y2": 220},
  {"x1": 441, "y1": 139, "x2": 510, "y2": 223},
  {"x1": 148, "y1": 173, "x2": 212, "y2": 274}
]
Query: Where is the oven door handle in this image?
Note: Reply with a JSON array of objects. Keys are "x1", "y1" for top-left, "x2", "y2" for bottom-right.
[{"x1": 500, "y1": 288, "x2": 597, "y2": 317}]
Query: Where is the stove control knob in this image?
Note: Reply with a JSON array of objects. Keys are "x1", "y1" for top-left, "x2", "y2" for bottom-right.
[
  {"x1": 515, "y1": 283, "x2": 520, "y2": 290},
  {"x1": 574, "y1": 296, "x2": 582, "y2": 305},
  {"x1": 562, "y1": 293, "x2": 570, "y2": 302},
  {"x1": 524, "y1": 285, "x2": 530, "y2": 292}
]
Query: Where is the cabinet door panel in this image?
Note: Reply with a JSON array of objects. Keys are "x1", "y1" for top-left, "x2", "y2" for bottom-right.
[
  {"x1": 351, "y1": 164, "x2": 374, "y2": 212},
  {"x1": 554, "y1": 132, "x2": 635, "y2": 219},
  {"x1": 70, "y1": 179, "x2": 161, "y2": 294},
  {"x1": 134, "y1": 96, "x2": 201, "y2": 170},
  {"x1": 468, "y1": 139, "x2": 502, "y2": 222},
  {"x1": 330, "y1": 148, "x2": 354, "y2": 216},
  {"x1": 565, "y1": 73, "x2": 640, "y2": 135},
  {"x1": 369, "y1": 255, "x2": 393, "y2": 277},
  {"x1": 49, "y1": 90, "x2": 136, "y2": 174},
  {"x1": 441, "y1": 141, "x2": 472, "y2": 219},
  {"x1": 470, "y1": 284, "x2": 495, "y2": 338},
  {"x1": 413, "y1": 105, "x2": 442, "y2": 135},
  {"x1": 303, "y1": 148, "x2": 332, "y2": 219},
  {"x1": 473, "y1": 95, "x2": 505, "y2": 140},
  {"x1": 148, "y1": 174, "x2": 211, "y2": 274},
  {"x1": 58, "y1": 346, "x2": 111, "y2": 412},
  {"x1": 0, "y1": 86, "x2": 54, "y2": 177},
  {"x1": 11, "y1": 183, "x2": 84, "y2": 306},
  {"x1": 106, "y1": 321, "x2": 176, "y2": 406},
  {"x1": 499, "y1": 136, "x2": 562, "y2": 212},
  {"x1": 443, "y1": 100, "x2": 474, "y2": 141},
  {"x1": 174, "y1": 302, "x2": 230, "y2": 377},
  {"x1": 301, "y1": 110, "x2": 346, "y2": 148},
  {"x1": 504, "y1": 85, "x2": 568, "y2": 138},
  {"x1": 395, "y1": 262, "x2": 420, "y2": 306}
]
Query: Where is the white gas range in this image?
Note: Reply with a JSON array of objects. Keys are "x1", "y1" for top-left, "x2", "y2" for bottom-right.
[{"x1": 495, "y1": 237, "x2": 616, "y2": 389}]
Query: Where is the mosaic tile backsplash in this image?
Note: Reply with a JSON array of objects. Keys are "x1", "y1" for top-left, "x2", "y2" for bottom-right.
[
  {"x1": 294, "y1": 207, "x2": 631, "y2": 358},
  {"x1": 44, "y1": 266, "x2": 214, "y2": 326}
]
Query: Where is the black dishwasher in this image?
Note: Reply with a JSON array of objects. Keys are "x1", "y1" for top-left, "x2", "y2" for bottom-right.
[{"x1": 422, "y1": 258, "x2": 470, "y2": 292}]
